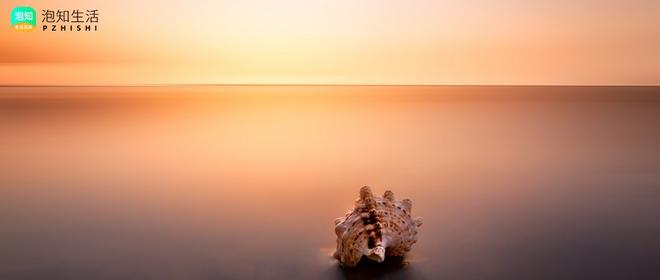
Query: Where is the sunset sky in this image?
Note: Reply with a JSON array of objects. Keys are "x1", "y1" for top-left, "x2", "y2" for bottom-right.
[{"x1": 1, "y1": 0, "x2": 659, "y2": 85}]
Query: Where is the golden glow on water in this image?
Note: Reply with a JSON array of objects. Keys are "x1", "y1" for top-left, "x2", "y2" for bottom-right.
[{"x1": 1, "y1": 86, "x2": 659, "y2": 278}]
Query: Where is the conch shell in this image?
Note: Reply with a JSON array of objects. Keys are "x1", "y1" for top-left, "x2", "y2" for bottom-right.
[{"x1": 333, "y1": 186, "x2": 423, "y2": 267}]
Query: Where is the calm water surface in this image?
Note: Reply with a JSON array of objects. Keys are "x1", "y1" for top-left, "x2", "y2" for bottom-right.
[{"x1": 1, "y1": 86, "x2": 659, "y2": 279}]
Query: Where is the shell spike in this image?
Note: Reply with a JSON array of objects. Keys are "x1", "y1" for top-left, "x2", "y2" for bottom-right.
[
  {"x1": 402, "y1": 199, "x2": 413, "y2": 212},
  {"x1": 415, "y1": 217, "x2": 424, "y2": 227},
  {"x1": 383, "y1": 190, "x2": 395, "y2": 201},
  {"x1": 359, "y1": 186, "x2": 373, "y2": 200}
]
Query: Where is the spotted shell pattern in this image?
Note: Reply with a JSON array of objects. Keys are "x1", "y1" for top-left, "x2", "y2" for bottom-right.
[{"x1": 333, "y1": 186, "x2": 423, "y2": 267}]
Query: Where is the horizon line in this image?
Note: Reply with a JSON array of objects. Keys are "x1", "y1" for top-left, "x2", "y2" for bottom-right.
[{"x1": 1, "y1": 84, "x2": 660, "y2": 88}]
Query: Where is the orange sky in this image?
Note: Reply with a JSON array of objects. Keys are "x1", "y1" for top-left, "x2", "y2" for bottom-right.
[{"x1": 1, "y1": 0, "x2": 659, "y2": 85}]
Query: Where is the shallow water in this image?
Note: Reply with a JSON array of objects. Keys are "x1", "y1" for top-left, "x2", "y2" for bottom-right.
[{"x1": 1, "y1": 86, "x2": 659, "y2": 279}]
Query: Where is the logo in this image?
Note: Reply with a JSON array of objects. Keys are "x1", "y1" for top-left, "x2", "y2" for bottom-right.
[
  {"x1": 11, "y1": 6, "x2": 36, "y2": 32},
  {"x1": 10, "y1": 6, "x2": 100, "y2": 32}
]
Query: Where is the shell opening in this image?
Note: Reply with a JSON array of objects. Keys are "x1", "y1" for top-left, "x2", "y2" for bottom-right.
[{"x1": 366, "y1": 245, "x2": 386, "y2": 263}]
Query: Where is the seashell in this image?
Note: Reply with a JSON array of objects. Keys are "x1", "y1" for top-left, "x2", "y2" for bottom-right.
[{"x1": 333, "y1": 186, "x2": 423, "y2": 267}]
